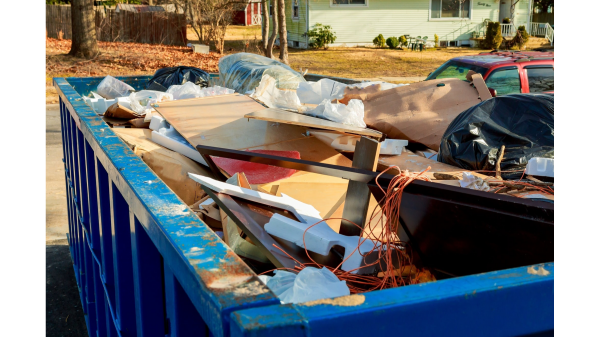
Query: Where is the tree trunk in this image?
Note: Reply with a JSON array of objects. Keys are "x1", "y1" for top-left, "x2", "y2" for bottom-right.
[
  {"x1": 266, "y1": 0, "x2": 278, "y2": 58},
  {"x1": 261, "y1": 0, "x2": 269, "y2": 53},
  {"x1": 148, "y1": 0, "x2": 154, "y2": 5},
  {"x1": 277, "y1": 0, "x2": 288, "y2": 64},
  {"x1": 69, "y1": 0, "x2": 99, "y2": 59}
]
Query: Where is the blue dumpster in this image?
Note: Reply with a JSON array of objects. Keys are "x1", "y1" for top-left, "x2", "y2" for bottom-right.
[{"x1": 55, "y1": 75, "x2": 553, "y2": 337}]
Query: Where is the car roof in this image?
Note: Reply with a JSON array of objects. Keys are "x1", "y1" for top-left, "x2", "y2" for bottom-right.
[{"x1": 450, "y1": 51, "x2": 554, "y2": 67}]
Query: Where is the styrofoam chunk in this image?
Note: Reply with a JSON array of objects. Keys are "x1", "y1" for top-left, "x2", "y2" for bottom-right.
[{"x1": 525, "y1": 157, "x2": 554, "y2": 177}]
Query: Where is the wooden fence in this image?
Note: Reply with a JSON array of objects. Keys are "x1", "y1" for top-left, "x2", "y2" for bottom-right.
[{"x1": 46, "y1": 5, "x2": 187, "y2": 46}]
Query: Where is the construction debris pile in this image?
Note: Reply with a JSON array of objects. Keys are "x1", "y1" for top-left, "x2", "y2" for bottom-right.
[{"x1": 84, "y1": 55, "x2": 554, "y2": 304}]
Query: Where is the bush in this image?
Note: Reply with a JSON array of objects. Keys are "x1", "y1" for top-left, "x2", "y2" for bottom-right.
[
  {"x1": 434, "y1": 34, "x2": 439, "y2": 47},
  {"x1": 307, "y1": 23, "x2": 337, "y2": 49},
  {"x1": 484, "y1": 22, "x2": 502, "y2": 49},
  {"x1": 502, "y1": 17, "x2": 511, "y2": 24},
  {"x1": 373, "y1": 34, "x2": 385, "y2": 48},
  {"x1": 386, "y1": 37, "x2": 400, "y2": 49},
  {"x1": 399, "y1": 35, "x2": 407, "y2": 47},
  {"x1": 517, "y1": 25, "x2": 529, "y2": 44}
]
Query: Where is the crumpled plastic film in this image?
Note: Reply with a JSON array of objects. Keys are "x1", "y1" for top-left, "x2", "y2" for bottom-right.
[
  {"x1": 129, "y1": 90, "x2": 174, "y2": 115},
  {"x1": 303, "y1": 99, "x2": 366, "y2": 128},
  {"x1": 97, "y1": 75, "x2": 135, "y2": 99},
  {"x1": 166, "y1": 82, "x2": 234, "y2": 100},
  {"x1": 250, "y1": 75, "x2": 302, "y2": 110},
  {"x1": 297, "y1": 78, "x2": 346, "y2": 104},
  {"x1": 218, "y1": 52, "x2": 306, "y2": 94},
  {"x1": 265, "y1": 267, "x2": 350, "y2": 304}
]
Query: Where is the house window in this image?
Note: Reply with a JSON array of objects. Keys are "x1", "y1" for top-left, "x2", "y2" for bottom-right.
[
  {"x1": 269, "y1": 4, "x2": 273, "y2": 17},
  {"x1": 430, "y1": 0, "x2": 471, "y2": 19},
  {"x1": 331, "y1": 0, "x2": 367, "y2": 6},
  {"x1": 293, "y1": 1, "x2": 299, "y2": 19}
]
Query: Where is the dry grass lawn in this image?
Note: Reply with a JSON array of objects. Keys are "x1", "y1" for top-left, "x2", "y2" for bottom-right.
[
  {"x1": 288, "y1": 47, "x2": 488, "y2": 80},
  {"x1": 46, "y1": 25, "x2": 488, "y2": 102}
]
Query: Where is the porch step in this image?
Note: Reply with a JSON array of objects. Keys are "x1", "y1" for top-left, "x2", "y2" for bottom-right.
[{"x1": 525, "y1": 37, "x2": 552, "y2": 49}]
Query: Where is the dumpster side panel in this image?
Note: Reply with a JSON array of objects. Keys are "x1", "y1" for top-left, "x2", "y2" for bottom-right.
[
  {"x1": 231, "y1": 263, "x2": 554, "y2": 337},
  {"x1": 55, "y1": 77, "x2": 280, "y2": 337}
]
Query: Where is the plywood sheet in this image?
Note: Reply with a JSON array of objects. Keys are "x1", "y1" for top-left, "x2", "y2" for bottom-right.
[
  {"x1": 154, "y1": 94, "x2": 353, "y2": 171},
  {"x1": 244, "y1": 108, "x2": 383, "y2": 139}
]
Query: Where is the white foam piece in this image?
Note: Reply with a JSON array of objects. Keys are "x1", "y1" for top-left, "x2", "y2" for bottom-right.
[
  {"x1": 265, "y1": 214, "x2": 379, "y2": 274},
  {"x1": 149, "y1": 114, "x2": 168, "y2": 131},
  {"x1": 187, "y1": 174, "x2": 322, "y2": 223},
  {"x1": 525, "y1": 157, "x2": 554, "y2": 178},
  {"x1": 380, "y1": 139, "x2": 408, "y2": 155},
  {"x1": 151, "y1": 127, "x2": 207, "y2": 166},
  {"x1": 83, "y1": 95, "x2": 131, "y2": 115}
]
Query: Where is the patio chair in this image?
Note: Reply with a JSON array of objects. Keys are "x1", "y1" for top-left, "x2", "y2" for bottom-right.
[{"x1": 420, "y1": 36, "x2": 428, "y2": 51}]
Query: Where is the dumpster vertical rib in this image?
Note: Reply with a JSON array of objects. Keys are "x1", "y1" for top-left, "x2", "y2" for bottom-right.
[
  {"x1": 109, "y1": 183, "x2": 137, "y2": 336},
  {"x1": 130, "y1": 214, "x2": 166, "y2": 336}
]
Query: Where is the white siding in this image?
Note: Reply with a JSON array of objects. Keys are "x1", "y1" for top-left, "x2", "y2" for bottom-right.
[{"x1": 308, "y1": 0, "x2": 502, "y2": 45}]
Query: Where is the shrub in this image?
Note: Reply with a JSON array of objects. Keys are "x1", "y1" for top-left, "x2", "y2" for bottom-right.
[
  {"x1": 434, "y1": 34, "x2": 439, "y2": 47},
  {"x1": 517, "y1": 25, "x2": 529, "y2": 44},
  {"x1": 399, "y1": 35, "x2": 407, "y2": 48},
  {"x1": 373, "y1": 34, "x2": 385, "y2": 48},
  {"x1": 307, "y1": 23, "x2": 337, "y2": 49},
  {"x1": 386, "y1": 36, "x2": 400, "y2": 49},
  {"x1": 484, "y1": 22, "x2": 502, "y2": 49},
  {"x1": 502, "y1": 17, "x2": 511, "y2": 24}
]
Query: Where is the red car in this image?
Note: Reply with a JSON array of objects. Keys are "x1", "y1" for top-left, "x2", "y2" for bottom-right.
[{"x1": 425, "y1": 51, "x2": 554, "y2": 96}]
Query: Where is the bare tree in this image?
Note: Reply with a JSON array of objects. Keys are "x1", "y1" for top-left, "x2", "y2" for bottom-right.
[
  {"x1": 261, "y1": 0, "x2": 269, "y2": 52},
  {"x1": 69, "y1": 0, "x2": 99, "y2": 59},
  {"x1": 187, "y1": 0, "x2": 204, "y2": 43},
  {"x1": 510, "y1": 0, "x2": 522, "y2": 22},
  {"x1": 202, "y1": 0, "x2": 241, "y2": 53},
  {"x1": 266, "y1": 0, "x2": 278, "y2": 58},
  {"x1": 277, "y1": 0, "x2": 288, "y2": 64}
]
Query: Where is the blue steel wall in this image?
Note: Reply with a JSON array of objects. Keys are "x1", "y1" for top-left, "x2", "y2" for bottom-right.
[{"x1": 55, "y1": 76, "x2": 279, "y2": 337}]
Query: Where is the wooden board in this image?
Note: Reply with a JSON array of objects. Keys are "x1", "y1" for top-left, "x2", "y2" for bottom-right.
[
  {"x1": 244, "y1": 108, "x2": 383, "y2": 139},
  {"x1": 377, "y1": 150, "x2": 490, "y2": 180},
  {"x1": 341, "y1": 137, "x2": 381, "y2": 236},
  {"x1": 276, "y1": 182, "x2": 348, "y2": 232},
  {"x1": 154, "y1": 94, "x2": 353, "y2": 176}
]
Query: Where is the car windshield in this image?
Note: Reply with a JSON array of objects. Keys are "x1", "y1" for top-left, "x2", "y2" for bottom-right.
[{"x1": 426, "y1": 60, "x2": 488, "y2": 81}]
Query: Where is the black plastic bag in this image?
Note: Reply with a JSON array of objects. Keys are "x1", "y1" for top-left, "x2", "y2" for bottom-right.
[
  {"x1": 145, "y1": 66, "x2": 210, "y2": 92},
  {"x1": 438, "y1": 94, "x2": 554, "y2": 179}
]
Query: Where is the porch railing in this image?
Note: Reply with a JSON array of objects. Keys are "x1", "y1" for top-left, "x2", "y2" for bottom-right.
[
  {"x1": 545, "y1": 24, "x2": 554, "y2": 46},
  {"x1": 500, "y1": 23, "x2": 516, "y2": 37}
]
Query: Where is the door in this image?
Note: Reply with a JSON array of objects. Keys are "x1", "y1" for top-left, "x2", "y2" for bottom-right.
[{"x1": 499, "y1": 0, "x2": 511, "y2": 22}]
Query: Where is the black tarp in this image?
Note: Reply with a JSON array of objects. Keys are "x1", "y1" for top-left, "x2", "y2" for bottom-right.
[
  {"x1": 146, "y1": 66, "x2": 210, "y2": 91},
  {"x1": 438, "y1": 94, "x2": 554, "y2": 179}
]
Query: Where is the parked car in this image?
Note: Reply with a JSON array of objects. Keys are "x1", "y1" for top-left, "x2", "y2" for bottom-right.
[{"x1": 425, "y1": 51, "x2": 554, "y2": 96}]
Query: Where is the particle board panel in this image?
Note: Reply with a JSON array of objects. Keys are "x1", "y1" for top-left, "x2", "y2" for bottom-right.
[{"x1": 244, "y1": 108, "x2": 383, "y2": 139}]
